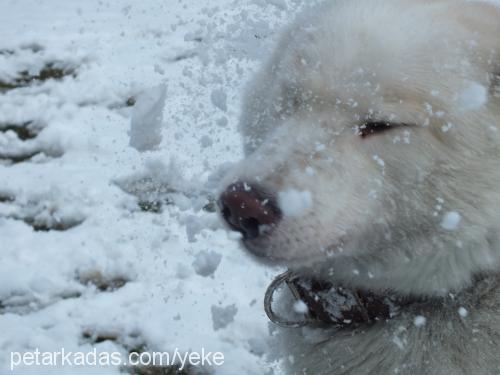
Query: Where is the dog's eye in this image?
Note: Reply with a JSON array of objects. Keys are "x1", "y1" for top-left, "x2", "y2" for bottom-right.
[{"x1": 358, "y1": 122, "x2": 392, "y2": 138}]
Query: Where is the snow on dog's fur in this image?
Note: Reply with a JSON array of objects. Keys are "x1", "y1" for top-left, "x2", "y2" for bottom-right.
[{"x1": 220, "y1": 0, "x2": 500, "y2": 374}]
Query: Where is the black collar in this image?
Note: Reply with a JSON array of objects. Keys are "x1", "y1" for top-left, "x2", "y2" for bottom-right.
[{"x1": 264, "y1": 270, "x2": 495, "y2": 328}]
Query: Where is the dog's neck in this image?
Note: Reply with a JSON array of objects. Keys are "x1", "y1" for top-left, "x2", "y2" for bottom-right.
[{"x1": 265, "y1": 271, "x2": 499, "y2": 328}]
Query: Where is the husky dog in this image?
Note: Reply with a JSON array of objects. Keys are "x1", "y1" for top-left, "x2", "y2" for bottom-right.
[{"x1": 218, "y1": 0, "x2": 500, "y2": 374}]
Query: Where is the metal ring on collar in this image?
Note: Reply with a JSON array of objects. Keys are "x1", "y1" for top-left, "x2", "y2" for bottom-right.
[{"x1": 264, "y1": 270, "x2": 311, "y2": 328}]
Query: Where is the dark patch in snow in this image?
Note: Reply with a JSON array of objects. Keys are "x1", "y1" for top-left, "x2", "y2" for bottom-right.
[
  {"x1": 170, "y1": 50, "x2": 198, "y2": 62},
  {"x1": 20, "y1": 43, "x2": 44, "y2": 53},
  {"x1": 0, "y1": 193, "x2": 15, "y2": 203},
  {"x1": 116, "y1": 160, "x2": 216, "y2": 215},
  {"x1": 117, "y1": 175, "x2": 192, "y2": 214},
  {"x1": 126, "y1": 96, "x2": 137, "y2": 107},
  {"x1": 0, "y1": 150, "x2": 43, "y2": 165},
  {"x1": 138, "y1": 200, "x2": 164, "y2": 213},
  {"x1": 0, "y1": 121, "x2": 39, "y2": 140},
  {"x1": 0, "y1": 120, "x2": 63, "y2": 166},
  {"x1": 0, "y1": 43, "x2": 44, "y2": 57},
  {"x1": 119, "y1": 176, "x2": 178, "y2": 213},
  {"x1": 22, "y1": 215, "x2": 83, "y2": 232},
  {"x1": 1, "y1": 196, "x2": 85, "y2": 231},
  {"x1": 0, "y1": 290, "x2": 82, "y2": 315},
  {"x1": 82, "y1": 329, "x2": 120, "y2": 344},
  {"x1": 105, "y1": 96, "x2": 138, "y2": 110},
  {"x1": 0, "y1": 62, "x2": 77, "y2": 91},
  {"x1": 0, "y1": 145, "x2": 63, "y2": 166},
  {"x1": 17, "y1": 63, "x2": 75, "y2": 84},
  {"x1": 78, "y1": 270, "x2": 129, "y2": 292},
  {"x1": 0, "y1": 49, "x2": 15, "y2": 56},
  {"x1": 202, "y1": 197, "x2": 217, "y2": 213},
  {"x1": 183, "y1": 34, "x2": 203, "y2": 43},
  {"x1": 81, "y1": 330, "x2": 148, "y2": 355},
  {"x1": 0, "y1": 150, "x2": 38, "y2": 164}
]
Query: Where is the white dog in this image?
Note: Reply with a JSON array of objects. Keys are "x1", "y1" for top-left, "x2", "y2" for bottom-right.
[{"x1": 218, "y1": 0, "x2": 500, "y2": 374}]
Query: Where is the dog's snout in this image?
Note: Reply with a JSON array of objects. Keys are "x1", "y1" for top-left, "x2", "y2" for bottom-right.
[{"x1": 219, "y1": 182, "x2": 281, "y2": 240}]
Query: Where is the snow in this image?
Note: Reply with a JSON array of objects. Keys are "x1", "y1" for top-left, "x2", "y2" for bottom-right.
[
  {"x1": 192, "y1": 250, "x2": 223, "y2": 278},
  {"x1": 211, "y1": 304, "x2": 238, "y2": 331},
  {"x1": 278, "y1": 189, "x2": 313, "y2": 217},
  {"x1": 210, "y1": 88, "x2": 228, "y2": 112},
  {"x1": 458, "y1": 307, "x2": 469, "y2": 318},
  {"x1": 293, "y1": 300, "x2": 309, "y2": 315},
  {"x1": 458, "y1": 82, "x2": 488, "y2": 111},
  {"x1": 392, "y1": 336, "x2": 406, "y2": 350},
  {"x1": 441, "y1": 123, "x2": 454, "y2": 133},
  {"x1": 305, "y1": 166, "x2": 315, "y2": 176},
  {"x1": 441, "y1": 211, "x2": 461, "y2": 231},
  {"x1": 373, "y1": 155, "x2": 385, "y2": 168},
  {"x1": 129, "y1": 84, "x2": 167, "y2": 152},
  {"x1": 0, "y1": 0, "x2": 309, "y2": 373},
  {"x1": 413, "y1": 315, "x2": 426, "y2": 327}
]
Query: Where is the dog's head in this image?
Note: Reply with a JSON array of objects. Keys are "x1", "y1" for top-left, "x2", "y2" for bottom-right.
[{"x1": 219, "y1": 0, "x2": 500, "y2": 295}]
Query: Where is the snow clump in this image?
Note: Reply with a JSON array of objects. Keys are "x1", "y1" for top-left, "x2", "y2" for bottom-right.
[
  {"x1": 458, "y1": 82, "x2": 488, "y2": 111},
  {"x1": 211, "y1": 304, "x2": 238, "y2": 331},
  {"x1": 192, "y1": 250, "x2": 222, "y2": 277},
  {"x1": 441, "y1": 211, "x2": 461, "y2": 231},
  {"x1": 278, "y1": 189, "x2": 313, "y2": 217},
  {"x1": 129, "y1": 84, "x2": 167, "y2": 152}
]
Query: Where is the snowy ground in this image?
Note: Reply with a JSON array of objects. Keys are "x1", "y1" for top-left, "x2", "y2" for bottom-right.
[{"x1": 0, "y1": 1, "x2": 309, "y2": 374}]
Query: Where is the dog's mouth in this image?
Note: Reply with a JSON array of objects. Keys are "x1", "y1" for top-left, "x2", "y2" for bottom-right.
[
  {"x1": 240, "y1": 233, "x2": 284, "y2": 262},
  {"x1": 241, "y1": 231, "x2": 350, "y2": 266},
  {"x1": 221, "y1": 210, "x2": 261, "y2": 239},
  {"x1": 223, "y1": 214, "x2": 278, "y2": 242}
]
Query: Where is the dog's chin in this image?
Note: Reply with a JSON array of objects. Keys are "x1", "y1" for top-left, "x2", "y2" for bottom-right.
[
  {"x1": 241, "y1": 235, "x2": 346, "y2": 269},
  {"x1": 240, "y1": 238, "x2": 285, "y2": 266}
]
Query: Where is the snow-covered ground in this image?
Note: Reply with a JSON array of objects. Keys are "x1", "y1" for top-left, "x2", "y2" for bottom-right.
[{"x1": 0, "y1": 1, "x2": 309, "y2": 373}]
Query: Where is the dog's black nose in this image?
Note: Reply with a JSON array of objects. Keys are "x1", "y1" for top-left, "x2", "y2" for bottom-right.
[{"x1": 219, "y1": 182, "x2": 281, "y2": 239}]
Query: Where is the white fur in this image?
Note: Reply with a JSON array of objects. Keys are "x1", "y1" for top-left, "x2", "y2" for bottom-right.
[{"x1": 221, "y1": 0, "x2": 500, "y2": 373}]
